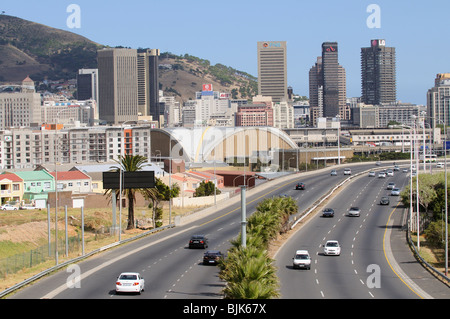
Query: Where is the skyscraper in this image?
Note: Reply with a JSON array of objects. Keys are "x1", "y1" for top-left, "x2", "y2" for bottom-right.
[
  {"x1": 257, "y1": 41, "x2": 288, "y2": 103},
  {"x1": 321, "y1": 42, "x2": 347, "y2": 119},
  {"x1": 427, "y1": 73, "x2": 450, "y2": 129},
  {"x1": 309, "y1": 42, "x2": 346, "y2": 125},
  {"x1": 137, "y1": 49, "x2": 161, "y2": 124},
  {"x1": 98, "y1": 48, "x2": 138, "y2": 125},
  {"x1": 361, "y1": 39, "x2": 396, "y2": 105}
]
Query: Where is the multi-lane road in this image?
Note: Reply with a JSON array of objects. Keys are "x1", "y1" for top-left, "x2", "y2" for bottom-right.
[{"x1": 8, "y1": 162, "x2": 450, "y2": 300}]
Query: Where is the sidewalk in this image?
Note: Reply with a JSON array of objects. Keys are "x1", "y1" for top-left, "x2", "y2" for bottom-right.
[{"x1": 389, "y1": 207, "x2": 450, "y2": 299}]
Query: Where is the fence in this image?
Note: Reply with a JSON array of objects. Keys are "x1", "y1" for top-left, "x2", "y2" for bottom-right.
[{"x1": 0, "y1": 235, "x2": 82, "y2": 278}]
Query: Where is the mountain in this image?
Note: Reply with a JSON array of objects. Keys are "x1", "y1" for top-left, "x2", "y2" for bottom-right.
[
  {"x1": 0, "y1": 15, "x2": 101, "y2": 82},
  {"x1": 0, "y1": 15, "x2": 258, "y2": 101}
]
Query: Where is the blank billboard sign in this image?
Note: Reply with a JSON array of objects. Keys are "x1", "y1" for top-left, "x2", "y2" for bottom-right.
[{"x1": 103, "y1": 171, "x2": 155, "y2": 189}]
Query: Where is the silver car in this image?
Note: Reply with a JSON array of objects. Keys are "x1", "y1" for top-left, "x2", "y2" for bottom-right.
[
  {"x1": 390, "y1": 188, "x2": 400, "y2": 196},
  {"x1": 348, "y1": 207, "x2": 360, "y2": 217}
]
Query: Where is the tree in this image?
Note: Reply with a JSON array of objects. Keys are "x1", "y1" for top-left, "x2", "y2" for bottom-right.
[
  {"x1": 147, "y1": 178, "x2": 180, "y2": 229},
  {"x1": 105, "y1": 155, "x2": 150, "y2": 230},
  {"x1": 193, "y1": 181, "x2": 221, "y2": 197}
]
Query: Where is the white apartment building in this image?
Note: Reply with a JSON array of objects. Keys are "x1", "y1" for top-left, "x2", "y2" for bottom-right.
[{"x1": 273, "y1": 101, "x2": 294, "y2": 129}]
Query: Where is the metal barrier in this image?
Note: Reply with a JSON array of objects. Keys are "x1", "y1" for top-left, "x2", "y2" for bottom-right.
[{"x1": 0, "y1": 224, "x2": 174, "y2": 298}]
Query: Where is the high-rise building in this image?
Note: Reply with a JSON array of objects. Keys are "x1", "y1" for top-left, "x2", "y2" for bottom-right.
[
  {"x1": 427, "y1": 73, "x2": 450, "y2": 129},
  {"x1": 77, "y1": 69, "x2": 99, "y2": 102},
  {"x1": 97, "y1": 48, "x2": 138, "y2": 125},
  {"x1": 309, "y1": 43, "x2": 346, "y2": 126},
  {"x1": 321, "y1": 42, "x2": 347, "y2": 119},
  {"x1": 137, "y1": 49, "x2": 161, "y2": 124},
  {"x1": 361, "y1": 39, "x2": 396, "y2": 105},
  {"x1": 309, "y1": 57, "x2": 324, "y2": 126},
  {"x1": 257, "y1": 41, "x2": 288, "y2": 103}
]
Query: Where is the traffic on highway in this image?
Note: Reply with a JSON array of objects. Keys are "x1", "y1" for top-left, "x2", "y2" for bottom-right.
[{"x1": 8, "y1": 162, "x2": 450, "y2": 300}]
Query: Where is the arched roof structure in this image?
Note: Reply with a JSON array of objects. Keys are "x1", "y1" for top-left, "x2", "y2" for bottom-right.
[{"x1": 162, "y1": 126, "x2": 297, "y2": 163}]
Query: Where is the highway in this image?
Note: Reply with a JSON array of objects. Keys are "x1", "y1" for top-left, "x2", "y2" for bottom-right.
[
  {"x1": 8, "y1": 162, "x2": 450, "y2": 300},
  {"x1": 275, "y1": 166, "x2": 450, "y2": 299}
]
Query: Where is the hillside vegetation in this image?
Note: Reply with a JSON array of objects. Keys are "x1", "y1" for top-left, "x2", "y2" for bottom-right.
[{"x1": 0, "y1": 15, "x2": 258, "y2": 101}]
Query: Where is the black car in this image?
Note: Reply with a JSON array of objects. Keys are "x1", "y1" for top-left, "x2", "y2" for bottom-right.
[
  {"x1": 322, "y1": 208, "x2": 335, "y2": 217},
  {"x1": 203, "y1": 250, "x2": 223, "y2": 265},
  {"x1": 295, "y1": 182, "x2": 306, "y2": 190},
  {"x1": 189, "y1": 235, "x2": 209, "y2": 249},
  {"x1": 380, "y1": 196, "x2": 390, "y2": 205}
]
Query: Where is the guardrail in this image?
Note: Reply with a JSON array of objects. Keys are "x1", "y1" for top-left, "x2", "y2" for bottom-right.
[
  {"x1": 406, "y1": 219, "x2": 450, "y2": 288},
  {"x1": 0, "y1": 224, "x2": 175, "y2": 298}
]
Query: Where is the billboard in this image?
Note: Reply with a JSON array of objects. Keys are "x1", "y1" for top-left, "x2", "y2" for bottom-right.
[
  {"x1": 102, "y1": 171, "x2": 155, "y2": 189},
  {"x1": 202, "y1": 84, "x2": 213, "y2": 92}
]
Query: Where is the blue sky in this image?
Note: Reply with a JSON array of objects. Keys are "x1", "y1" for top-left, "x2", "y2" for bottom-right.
[{"x1": 2, "y1": 0, "x2": 449, "y2": 105}]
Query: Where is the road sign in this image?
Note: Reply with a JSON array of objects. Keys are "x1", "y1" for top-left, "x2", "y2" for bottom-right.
[{"x1": 102, "y1": 171, "x2": 155, "y2": 189}]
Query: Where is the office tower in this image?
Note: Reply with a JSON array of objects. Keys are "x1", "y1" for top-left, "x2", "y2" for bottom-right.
[
  {"x1": 257, "y1": 41, "x2": 288, "y2": 103},
  {"x1": 137, "y1": 49, "x2": 161, "y2": 125},
  {"x1": 427, "y1": 73, "x2": 450, "y2": 129},
  {"x1": 309, "y1": 57, "x2": 324, "y2": 126},
  {"x1": 361, "y1": 39, "x2": 396, "y2": 105},
  {"x1": 321, "y1": 42, "x2": 347, "y2": 119},
  {"x1": 77, "y1": 69, "x2": 99, "y2": 101},
  {"x1": 97, "y1": 48, "x2": 138, "y2": 125}
]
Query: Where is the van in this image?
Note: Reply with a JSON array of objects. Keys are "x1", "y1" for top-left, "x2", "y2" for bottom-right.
[{"x1": 292, "y1": 250, "x2": 311, "y2": 269}]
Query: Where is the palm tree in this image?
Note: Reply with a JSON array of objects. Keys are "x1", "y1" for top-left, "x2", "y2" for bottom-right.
[{"x1": 106, "y1": 154, "x2": 150, "y2": 230}]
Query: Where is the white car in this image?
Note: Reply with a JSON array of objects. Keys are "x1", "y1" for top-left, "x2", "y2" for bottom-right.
[
  {"x1": 348, "y1": 207, "x2": 360, "y2": 217},
  {"x1": 323, "y1": 240, "x2": 341, "y2": 256},
  {"x1": 115, "y1": 272, "x2": 145, "y2": 294},
  {"x1": 390, "y1": 188, "x2": 400, "y2": 196},
  {"x1": 344, "y1": 168, "x2": 351, "y2": 175},
  {"x1": 0, "y1": 204, "x2": 18, "y2": 210},
  {"x1": 292, "y1": 250, "x2": 311, "y2": 270},
  {"x1": 387, "y1": 182, "x2": 396, "y2": 190},
  {"x1": 378, "y1": 172, "x2": 386, "y2": 178},
  {"x1": 386, "y1": 170, "x2": 394, "y2": 177},
  {"x1": 368, "y1": 171, "x2": 376, "y2": 177}
]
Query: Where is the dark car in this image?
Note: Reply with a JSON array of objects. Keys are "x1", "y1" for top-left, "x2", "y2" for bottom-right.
[
  {"x1": 295, "y1": 182, "x2": 305, "y2": 190},
  {"x1": 322, "y1": 208, "x2": 335, "y2": 217},
  {"x1": 380, "y1": 196, "x2": 390, "y2": 205},
  {"x1": 189, "y1": 235, "x2": 209, "y2": 249},
  {"x1": 203, "y1": 250, "x2": 223, "y2": 265}
]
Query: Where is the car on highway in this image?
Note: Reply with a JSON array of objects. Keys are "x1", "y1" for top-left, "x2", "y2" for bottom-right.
[
  {"x1": 380, "y1": 196, "x2": 390, "y2": 205},
  {"x1": 390, "y1": 188, "x2": 401, "y2": 196},
  {"x1": 323, "y1": 240, "x2": 341, "y2": 256},
  {"x1": 344, "y1": 168, "x2": 351, "y2": 175},
  {"x1": 394, "y1": 165, "x2": 400, "y2": 171},
  {"x1": 348, "y1": 207, "x2": 360, "y2": 217},
  {"x1": 437, "y1": 162, "x2": 445, "y2": 169},
  {"x1": 189, "y1": 235, "x2": 209, "y2": 249},
  {"x1": 0, "y1": 204, "x2": 18, "y2": 210},
  {"x1": 368, "y1": 171, "x2": 376, "y2": 177},
  {"x1": 322, "y1": 208, "x2": 335, "y2": 217},
  {"x1": 387, "y1": 182, "x2": 396, "y2": 190},
  {"x1": 330, "y1": 169, "x2": 337, "y2": 176},
  {"x1": 292, "y1": 250, "x2": 311, "y2": 270},
  {"x1": 203, "y1": 250, "x2": 223, "y2": 265},
  {"x1": 386, "y1": 170, "x2": 394, "y2": 177},
  {"x1": 115, "y1": 272, "x2": 145, "y2": 294},
  {"x1": 378, "y1": 171, "x2": 386, "y2": 178},
  {"x1": 402, "y1": 168, "x2": 408, "y2": 173},
  {"x1": 295, "y1": 182, "x2": 305, "y2": 190}
]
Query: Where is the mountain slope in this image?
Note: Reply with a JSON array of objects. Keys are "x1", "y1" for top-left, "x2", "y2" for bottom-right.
[
  {"x1": 0, "y1": 14, "x2": 101, "y2": 81},
  {"x1": 0, "y1": 15, "x2": 258, "y2": 101}
]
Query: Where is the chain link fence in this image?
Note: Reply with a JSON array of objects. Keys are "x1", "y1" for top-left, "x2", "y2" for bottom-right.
[{"x1": 0, "y1": 235, "x2": 82, "y2": 278}]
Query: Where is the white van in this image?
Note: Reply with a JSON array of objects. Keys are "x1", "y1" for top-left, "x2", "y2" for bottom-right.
[{"x1": 292, "y1": 250, "x2": 311, "y2": 270}]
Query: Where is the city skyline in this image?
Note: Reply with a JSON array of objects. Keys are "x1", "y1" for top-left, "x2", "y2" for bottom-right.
[{"x1": 1, "y1": 0, "x2": 449, "y2": 105}]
